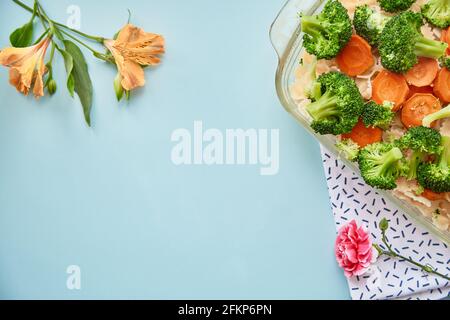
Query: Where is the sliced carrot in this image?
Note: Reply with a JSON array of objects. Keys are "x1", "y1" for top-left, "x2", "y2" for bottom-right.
[
  {"x1": 434, "y1": 68, "x2": 450, "y2": 104},
  {"x1": 422, "y1": 189, "x2": 446, "y2": 201},
  {"x1": 401, "y1": 94, "x2": 442, "y2": 128},
  {"x1": 441, "y1": 28, "x2": 450, "y2": 55},
  {"x1": 407, "y1": 85, "x2": 434, "y2": 99},
  {"x1": 405, "y1": 57, "x2": 439, "y2": 87},
  {"x1": 372, "y1": 70, "x2": 410, "y2": 112},
  {"x1": 336, "y1": 35, "x2": 374, "y2": 77},
  {"x1": 342, "y1": 119, "x2": 383, "y2": 148}
]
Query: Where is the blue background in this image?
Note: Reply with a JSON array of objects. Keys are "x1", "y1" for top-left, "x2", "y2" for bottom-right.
[{"x1": 0, "y1": 0, "x2": 349, "y2": 299}]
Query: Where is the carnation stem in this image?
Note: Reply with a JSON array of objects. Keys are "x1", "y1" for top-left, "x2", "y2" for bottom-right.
[{"x1": 373, "y1": 224, "x2": 450, "y2": 281}]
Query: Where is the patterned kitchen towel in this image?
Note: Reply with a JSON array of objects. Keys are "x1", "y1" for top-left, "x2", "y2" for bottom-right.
[{"x1": 321, "y1": 147, "x2": 450, "y2": 300}]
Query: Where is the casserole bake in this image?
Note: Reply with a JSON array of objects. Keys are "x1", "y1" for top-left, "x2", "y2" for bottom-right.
[{"x1": 270, "y1": 0, "x2": 450, "y2": 244}]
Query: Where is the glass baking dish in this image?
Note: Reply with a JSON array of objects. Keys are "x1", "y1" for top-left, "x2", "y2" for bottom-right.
[{"x1": 269, "y1": 0, "x2": 450, "y2": 245}]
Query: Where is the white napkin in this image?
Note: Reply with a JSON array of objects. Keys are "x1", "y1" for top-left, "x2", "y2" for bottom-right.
[{"x1": 321, "y1": 147, "x2": 450, "y2": 300}]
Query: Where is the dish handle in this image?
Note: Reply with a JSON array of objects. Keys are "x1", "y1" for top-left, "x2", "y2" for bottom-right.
[
  {"x1": 269, "y1": 0, "x2": 324, "y2": 60},
  {"x1": 269, "y1": 0, "x2": 304, "y2": 59}
]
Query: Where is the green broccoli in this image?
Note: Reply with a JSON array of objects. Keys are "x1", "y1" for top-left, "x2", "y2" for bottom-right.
[
  {"x1": 362, "y1": 101, "x2": 395, "y2": 130},
  {"x1": 441, "y1": 56, "x2": 450, "y2": 70},
  {"x1": 305, "y1": 72, "x2": 365, "y2": 135},
  {"x1": 301, "y1": 0, "x2": 353, "y2": 59},
  {"x1": 378, "y1": 0, "x2": 416, "y2": 12},
  {"x1": 422, "y1": 104, "x2": 450, "y2": 127},
  {"x1": 336, "y1": 139, "x2": 360, "y2": 161},
  {"x1": 379, "y1": 11, "x2": 448, "y2": 73},
  {"x1": 299, "y1": 56, "x2": 322, "y2": 100},
  {"x1": 397, "y1": 126, "x2": 443, "y2": 180},
  {"x1": 421, "y1": 0, "x2": 450, "y2": 29},
  {"x1": 354, "y1": 5, "x2": 391, "y2": 46},
  {"x1": 417, "y1": 135, "x2": 450, "y2": 192},
  {"x1": 358, "y1": 142, "x2": 407, "y2": 190}
]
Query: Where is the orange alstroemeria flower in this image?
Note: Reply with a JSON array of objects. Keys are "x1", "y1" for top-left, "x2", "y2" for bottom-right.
[
  {"x1": 0, "y1": 38, "x2": 51, "y2": 98},
  {"x1": 104, "y1": 24, "x2": 165, "y2": 91}
]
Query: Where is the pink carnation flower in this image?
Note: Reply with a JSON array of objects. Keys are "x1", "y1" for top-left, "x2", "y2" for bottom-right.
[{"x1": 335, "y1": 220, "x2": 376, "y2": 278}]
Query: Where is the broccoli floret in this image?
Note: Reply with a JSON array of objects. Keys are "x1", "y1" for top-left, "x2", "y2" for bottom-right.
[
  {"x1": 336, "y1": 139, "x2": 360, "y2": 161},
  {"x1": 354, "y1": 5, "x2": 391, "y2": 46},
  {"x1": 362, "y1": 101, "x2": 395, "y2": 130},
  {"x1": 441, "y1": 56, "x2": 450, "y2": 70},
  {"x1": 378, "y1": 0, "x2": 416, "y2": 12},
  {"x1": 305, "y1": 72, "x2": 365, "y2": 135},
  {"x1": 301, "y1": 0, "x2": 352, "y2": 59},
  {"x1": 423, "y1": 104, "x2": 450, "y2": 127},
  {"x1": 379, "y1": 11, "x2": 448, "y2": 73},
  {"x1": 299, "y1": 56, "x2": 322, "y2": 100},
  {"x1": 421, "y1": 0, "x2": 450, "y2": 28},
  {"x1": 358, "y1": 142, "x2": 407, "y2": 190},
  {"x1": 398, "y1": 126, "x2": 443, "y2": 153},
  {"x1": 397, "y1": 126, "x2": 443, "y2": 180},
  {"x1": 417, "y1": 136, "x2": 450, "y2": 192}
]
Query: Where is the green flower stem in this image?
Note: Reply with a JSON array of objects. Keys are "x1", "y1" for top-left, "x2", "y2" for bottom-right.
[
  {"x1": 45, "y1": 42, "x2": 56, "y2": 86},
  {"x1": 28, "y1": 1, "x2": 37, "y2": 22},
  {"x1": 13, "y1": 0, "x2": 105, "y2": 43},
  {"x1": 48, "y1": 41, "x2": 56, "y2": 64},
  {"x1": 15, "y1": 0, "x2": 109, "y2": 61},
  {"x1": 33, "y1": 28, "x2": 49, "y2": 44},
  {"x1": 34, "y1": 1, "x2": 48, "y2": 30},
  {"x1": 56, "y1": 22, "x2": 105, "y2": 43},
  {"x1": 373, "y1": 220, "x2": 450, "y2": 281},
  {"x1": 59, "y1": 29, "x2": 110, "y2": 62},
  {"x1": 36, "y1": 1, "x2": 56, "y2": 34}
]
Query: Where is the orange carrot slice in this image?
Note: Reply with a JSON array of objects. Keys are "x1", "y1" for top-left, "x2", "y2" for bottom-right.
[
  {"x1": 336, "y1": 35, "x2": 375, "y2": 77},
  {"x1": 441, "y1": 28, "x2": 450, "y2": 55},
  {"x1": 405, "y1": 57, "x2": 439, "y2": 87},
  {"x1": 342, "y1": 119, "x2": 383, "y2": 148},
  {"x1": 434, "y1": 68, "x2": 450, "y2": 104},
  {"x1": 407, "y1": 85, "x2": 434, "y2": 99},
  {"x1": 372, "y1": 70, "x2": 410, "y2": 112},
  {"x1": 422, "y1": 189, "x2": 446, "y2": 201},
  {"x1": 401, "y1": 94, "x2": 441, "y2": 128}
]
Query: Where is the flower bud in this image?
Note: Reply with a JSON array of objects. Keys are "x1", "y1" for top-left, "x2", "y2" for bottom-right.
[
  {"x1": 114, "y1": 73, "x2": 124, "y2": 101},
  {"x1": 47, "y1": 79, "x2": 57, "y2": 95},
  {"x1": 379, "y1": 218, "x2": 389, "y2": 232}
]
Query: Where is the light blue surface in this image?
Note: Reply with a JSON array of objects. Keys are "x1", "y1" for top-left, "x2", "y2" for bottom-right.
[{"x1": 0, "y1": 0, "x2": 349, "y2": 299}]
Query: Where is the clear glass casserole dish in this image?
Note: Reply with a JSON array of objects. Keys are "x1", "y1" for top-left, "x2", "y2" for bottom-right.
[{"x1": 269, "y1": 0, "x2": 450, "y2": 245}]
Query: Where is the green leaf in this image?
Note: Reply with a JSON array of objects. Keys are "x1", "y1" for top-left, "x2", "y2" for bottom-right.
[
  {"x1": 63, "y1": 40, "x2": 93, "y2": 126},
  {"x1": 58, "y1": 48, "x2": 75, "y2": 97},
  {"x1": 53, "y1": 27, "x2": 65, "y2": 42},
  {"x1": 10, "y1": 22, "x2": 34, "y2": 47},
  {"x1": 67, "y1": 74, "x2": 75, "y2": 97}
]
